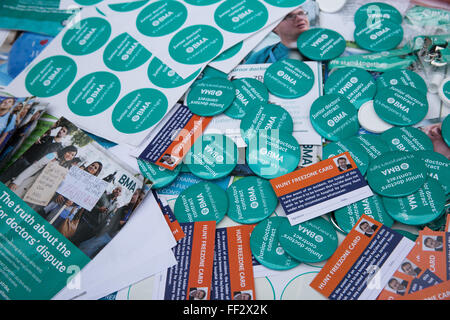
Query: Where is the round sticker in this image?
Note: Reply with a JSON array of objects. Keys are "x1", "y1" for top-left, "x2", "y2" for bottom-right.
[
  {"x1": 442, "y1": 114, "x2": 450, "y2": 147},
  {"x1": 227, "y1": 176, "x2": 278, "y2": 224},
  {"x1": 377, "y1": 69, "x2": 428, "y2": 94},
  {"x1": 366, "y1": 151, "x2": 428, "y2": 197},
  {"x1": 225, "y1": 78, "x2": 269, "y2": 119},
  {"x1": 147, "y1": 57, "x2": 201, "y2": 89},
  {"x1": 373, "y1": 86, "x2": 428, "y2": 126},
  {"x1": 75, "y1": 0, "x2": 103, "y2": 5},
  {"x1": 380, "y1": 126, "x2": 433, "y2": 152},
  {"x1": 109, "y1": 0, "x2": 149, "y2": 12},
  {"x1": 382, "y1": 178, "x2": 446, "y2": 225},
  {"x1": 262, "y1": 0, "x2": 307, "y2": 7},
  {"x1": 316, "y1": 0, "x2": 347, "y2": 13},
  {"x1": 416, "y1": 150, "x2": 450, "y2": 194},
  {"x1": 439, "y1": 78, "x2": 450, "y2": 107},
  {"x1": 136, "y1": 1, "x2": 188, "y2": 37},
  {"x1": 278, "y1": 217, "x2": 338, "y2": 263},
  {"x1": 354, "y1": 19, "x2": 404, "y2": 52},
  {"x1": 309, "y1": 94, "x2": 359, "y2": 142},
  {"x1": 323, "y1": 139, "x2": 370, "y2": 175},
  {"x1": 324, "y1": 67, "x2": 376, "y2": 109},
  {"x1": 297, "y1": 28, "x2": 346, "y2": 61},
  {"x1": 62, "y1": 17, "x2": 111, "y2": 56},
  {"x1": 354, "y1": 2, "x2": 403, "y2": 26},
  {"x1": 103, "y1": 33, "x2": 152, "y2": 71},
  {"x1": 185, "y1": 134, "x2": 238, "y2": 180},
  {"x1": 68, "y1": 71, "x2": 121, "y2": 116},
  {"x1": 186, "y1": 77, "x2": 236, "y2": 116},
  {"x1": 246, "y1": 130, "x2": 300, "y2": 179},
  {"x1": 212, "y1": 41, "x2": 243, "y2": 62},
  {"x1": 112, "y1": 88, "x2": 168, "y2": 134},
  {"x1": 214, "y1": 0, "x2": 269, "y2": 34},
  {"x1": 334, "y1": 194, "x2": 394, "y2": 234},
  {"x1": 169, "y1": 25, "x2": 224, "y2": 65},
  {"x1": 263, "y1": 59, "x2": 315, "y2": 99},
  {"x1": 352, "y1": 134, "x2": 391, "y2": 161},
  {"x1": 184, "y1": 0, "x2": 221, "y2": 5},
  {"x1": 250, "y1": 217, "x2": 301, "y2": 270},
  {"x1": 137, "y1": 159, "x2": 181, "y2": 189},
  {"x1": 240, "y1": 103, "x2": 294, "y2": 145},
  {"x1": 173, "y1": 181, "x2": 229, "y2": 223},
  {"x1": 358, "y1": 100, "x2": 394, "y2": 133}
]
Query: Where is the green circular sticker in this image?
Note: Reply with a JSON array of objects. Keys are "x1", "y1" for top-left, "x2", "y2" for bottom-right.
[
  {"x1": 441, "y1": 79, "x2": 450, "y2": 102},
  {"x1": 214, "y1": 0, "x2": 268, "y2": 34},
  {"x1": 366, "y1": 151, "x2": 428, "y2": 197},
  {"x1": 137, "y1": 159, "x2": 181, "y2": 189},
  {"x1": 147, "y1": 57, "x2": 201, "y2": 88},
  {"x1": 416, "y1": 150, "x2": 450, "y2": 194},
  {"x1": 227, "y1": 176, "x2": 278, "y2": 224},
  {"x1": 68, "y1": 71, "x2": 121, "y2": 116},
  {"x1": 103, "y1": 33, "x2": 152, "y2": 71},
  {"x1": 354, "y1": 2, "x2": 403, "y2": 26},
  {"x1": 250, "y1": 217, "x2": 301, "y2": 270},
  {"x1": 377, "y1": 69, "x2": 428, "y2": 94},
  {"x1": 25, "y1": 55, "x2": 77, "y2": 97},
  {"x1": 310, "y1": 94, "x2": 359, "y2": 142},
  {"x1": 173, "y1": 181, "x2": 229, "y2": 223},
  {"x1": 240, "y1": 103, "x2": 294, "y2": 145},
  {"x1": 442, "y1": 114, "x2": 450, "y2": 147},
  {"x1": 334, "y1": 194, "x2": 394, "y2": 234},
  {"x1": 297, "y1": 28, "x2": 346, "y2": 61},
  {"x1": 278, "y1": 217, "x2": 338, "y2": 263},
  {"x1": 246, "y1": 130, "x2": 300, "y2": 179},
  {"x1": 324, "y1": 67, "x2": 376, "y2": 109},
  {"x1": 184, "y1": 0, "x2": 221, "y2": 5},
  {"x1": 382, "y1": 178, "x2": 446, "y2": 225},
  {"x1": 354, "y1": 19, "x2": 404, "y2": 52},
  {"x1": 185, "y1": 134, "x2": 238, "y2": 180},
  {"x1": 380, "y1": 126, "x2": 433, "y2": 152},
  {"x1": 169, "y1": 25, "x2": 224, "y2": 65},
  {"x1": 212, "y1": 41, "x2": 243, "y2": 62},
  {"x1": 225, "y1": 78, "x2": 269, "y2": 119},
  {"x1": 373, "y1": 86, "x2": 428, "y2": 126},
  {"x1": 352, "y1": 134, "x2": 391, "y2": 161},
  {"x1": 136, "y1": 1, "x2": 188, "y2": 37},
  {"x1": 62, "y1": 17, "x2": 111, "y2": 56},
  {"x1": 75, "y1": 0, "x2": 103, "y2": 5},
  {"x1": 112, "y1": 88, "x2": 168, "y2": 134},
  {"x1": 108, "y1": 0, "x2": 149, "y2": 12},
  {"x1": 186, "y1": 77, "x2": 236, "y2": 116},
  {"x1": 262, "y1": 0, "x2": 307, "y2": 8},
  {"x1": 263, "y1": 59, "x2": 315, "y2": 99},
  {"x1": 323, "y1": 139, "x2": 370, "y2": 175}
]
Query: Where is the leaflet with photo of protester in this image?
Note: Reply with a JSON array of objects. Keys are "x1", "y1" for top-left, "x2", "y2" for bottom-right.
[{"x1": 0, "y1": 117, "x2": 148, "y2": 299}]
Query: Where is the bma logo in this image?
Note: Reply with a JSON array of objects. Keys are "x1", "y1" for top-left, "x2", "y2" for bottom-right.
[
  {"x1": 390, "y1": 79, "x2": 398, "y2": 85},
  {"x1": 315, "y1": 235, "x2": 324, "y2": 243},
  {"x1": 400, "y1": 163, "x2": 409, "y2": 170},
  {"x1": 350, "y1": 77, "x2": 358, "y2": 84},
  {"x1": 387, "y1": 97, "x2": 396, "y2": 104},
  {"x1": 392, "y1": 138, "x2": 401, "y2": 145},
  {"x1": 276, "y1": 246, "x2": 285, "y2": 255}
]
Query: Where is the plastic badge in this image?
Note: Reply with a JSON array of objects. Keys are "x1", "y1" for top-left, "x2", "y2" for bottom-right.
[
  {"x1": 380, "y1": 126, "x2": 433, "y2": 152},
  {"x1": 373, "y1": 86, "x2": 428, "y2": 126},
  {"x1": 442, "y1": 114, "x2": 450, "y2": 147},
  {"x1": 185, "y1": 133, "x2": 238, "y2": 180},
  {"x1": 310, "y1": 94, "x2": 359, "y2": 142},
  {"x1": 358, "y1": 100, "x2": 394, "y2": 133},
  {"x1": 354, "y1": 2, "x2": 403, "y2": 27},
  {"x1": 439, "y1": 77, "x2": 450, "y2": 107},
  {"x1": 250, "y1": 216, "x2": 301, "y2": 270},
  {"x1": 416, "y1": 150, "x2": 450, "y2": 194},
  {"x1": 377, "y1": 69, "x2": 428, "y2": 94},
  {"x1": 382, "y1": 178, "x2": 446, "y2": 225},
  {"x1": 354, "y1": 19, "x2": 403, "y2": 52},
  {"x1": 225, "y1": 78, "x2": 269, "y2": 119},
  {"x1": 297, "y1": 28, "x2": 346, "y2": 61},
  {"x1": 352, "y1": 134, "x2": 391, "y2": 161},
  {"x1": 278, "y1": 216, "x2": 338, "y2": 263},
  {"x1": 173, "y1": 181, "x2": 229, "y2": 223},
  {"x1": 137, "y1": 159, "x2": 181, "y2": 189},
  {"x1": 263, "y1": 59, "x2": 315, "y2": 99},
  {"x1": 226, "y1": 176, "x2": 278, "y2": 224},
  {"x1": 323, "y1": 139, "x2": 370, "y2": 175},
  {"x1": 366, "y1": 151, "x2": 428, "y2": 197}
]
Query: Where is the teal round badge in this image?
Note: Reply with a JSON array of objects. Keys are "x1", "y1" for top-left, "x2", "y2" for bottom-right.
[
  {"x1": 186, "y1": 77, "x2": 236, "y2": 116},
  {"x1": 246, "y1": 130, "x2": 300, "y2": 179},
  {"x1": 147, "y1": 57, "x2": 201, "y2": 89},
  {"x1": 297, "y1": 28, "x2": 346, "y2": 61},
  {"x1": 382, "y1": 178, "x2": 446, "y2": 225},
  {"x1": 169, "y1": 25, "x2": 224, "y2": 65},
  {"x1": 416, "y1": 150, "x2": 450, "y2": 194},
  {"x1": 103, "y1": 33, "x2": 152, "y2": 71},
  {"x1": 214, "y1": 0, "x2": 269, "y2": 34},
  {"x1": 324, "y1": 67, "x2": 376, "y2": 109},
  {"x1": 278, "y1": 217, "x2": 338, "y2": 263},
  {"x1": 225, "y1": 78, "x2": 269, "y2": 119},
  {"x1": 25, "y1": 55, "x2": 77, "y2": 97},
  {"x1": 442, "y1": 114, "x2": 450, "y2": 147},
  {"x1": 310, "y1": 94, "x2": 359, "y2": 142},
  {"x1": 440, "y1": 79, "x2": 450, "y2": 105},
  {"x1": 109, "y1": 0, "x2": 149, "y2": 12},
  {"x1": 240, "y1": 103, "x2": 294, "y2": 145},
  {"x1": 136, "y1": 1, "x2": 188, "y2": 37},
  {"x1": 137, "y1": 159, "x2": 181, "y2": 189},
  {"x1": 373, "y1": 86, "x2": 428, "y2": 126},
  {"x1": 354, "y1": 19, "x2": 404, "y2": 52},
  {"x1": 250, "y1": 217, "x2": 301, "y2": 270},
  {"x1": 262, "y1": 0, "x2": 307, "y2": 7},
  {"x1": 354, "y1": 2, "x2": 403, "y2": 26},
  {"x1": 62, "y1": 17, "x2": 111, "y2": 56},
  {"x1": 377, "y1": 69, "x2": 428, "y2": 94},
  {"x1": 366, "y1": 151, "x2": 428, "y2": 197},
  {"x1": 334, "y1": 194, "x2": 394, "y2": 234},
  {"x1": 184, "y1": 0, "x2": 221, "y2": 5},
  {"x1": 380, "y1": 126, "x2": 433, "y2": 152},
  {"x1": 227, "y1": 176, "x2": 278, "y2": 224},
  {"x1": 352, "y1": 134, "x2": 391, "y2": 161},
  {"x1": 263, "y1": 59, "x2": 315, "y2": 99},
  {"x1": 112, "y1": 88, "x2": 168, "y2": 134},
  {"x1": 185, "y1": 134, "x2": 238, "y2": 180},
  {"x1": 323, "y1": 139, "x2": 370, "y2": 175},
  {"x1": 173, "y1": 181, "x2": 229, "y2": 223},
  {"x1": 75, "y1": 0, "x2": 103, "y2": 5},
  {"x1": 212, "y1": 41, "x2": 243, "y2": 62},
  {"x1": 68, "y1": 71, "x2": 121, "y2": 116}
]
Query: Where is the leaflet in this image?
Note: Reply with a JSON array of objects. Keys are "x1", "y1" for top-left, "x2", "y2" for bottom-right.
[
  {"x1": 397, "y1": 280, "x2": 450, "y2": 300},
  {"x1": 417, "y1": 228, "x2": 449, "y2": 282},
  {"x1": 152, "y1": 190, "x2": 185, "y2": 242}
]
